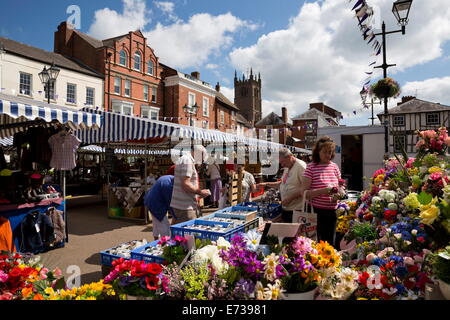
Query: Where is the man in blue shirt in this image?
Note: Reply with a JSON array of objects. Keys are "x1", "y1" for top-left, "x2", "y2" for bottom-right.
[{"x1": 144, "y1": 175, "x2": 174, "y2": 239}]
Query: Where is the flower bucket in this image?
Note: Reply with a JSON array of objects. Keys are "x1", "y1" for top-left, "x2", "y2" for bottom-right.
[
  {"x1": 339, "y1": 238, "x2": 357, "y2": 256},
  {"x1": 284, "y1": 287, "x2": 317, "y2": 300},
  {"x1": 438, "y1": 280, "x2": 450, "y2": 300}
]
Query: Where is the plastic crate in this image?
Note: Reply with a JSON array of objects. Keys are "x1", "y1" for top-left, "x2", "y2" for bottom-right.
[
  {"x1": 131, "y1": 240, "x2": 166, "y2": 264},
  {"x1": 170, "y1": 219, "x2": 239, "y2": 241},
  {"x1": 237, "y1": 203, "x2": 282, "y2": 219},
  {"x1": 214, "y1": 206, "x2": 258, "y2": 221},
  {"x1": 100, "y1": 240, "x2": 145, "y2": 266},
  {"x1": 198, "y1": 214, "x2": 260, "y2": 234}
]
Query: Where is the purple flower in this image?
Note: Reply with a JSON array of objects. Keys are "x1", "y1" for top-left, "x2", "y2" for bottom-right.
[
  {"x1": 233, "y1": 278, "x2": 256, "y2": 299},
  {"x1": 275, "y1": 264, "x2": 286, "y2": 278},
  {"x1": 104, "y1": 269, "x2": 119, "y2": 283},
  {"x1": 243, "y1": 254, "x2": 265, "y2": 276}
]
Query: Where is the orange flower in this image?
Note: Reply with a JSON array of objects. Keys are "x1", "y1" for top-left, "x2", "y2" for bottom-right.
[
  {"x1": 33, "y1": 294, "x2": 44, "y2": 300},
  {"x1": 21, "y1": 287, "x2": 33, "y2": 298}
]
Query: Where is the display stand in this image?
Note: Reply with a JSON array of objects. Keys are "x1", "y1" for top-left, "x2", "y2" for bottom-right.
[{"x1": 228, "y1": 172, "x2": 239, "y2": 206}]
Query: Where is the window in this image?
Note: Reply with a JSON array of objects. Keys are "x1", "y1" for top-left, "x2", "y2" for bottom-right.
[
  {"x1": 232, "y1": 111, "x2": 236, "y2": 119},
  {"x1": 151, "y1": 87, "x2": 157, "y2": 103},
  {"x1": 114, "y1": 77, "x2": 121, "y2": 94},
  {"x1": 141, "y1": 106, "x2": 160, "y2": 120},
  {"x1": 19, "y1": 72, "x2": 32, "y2": 96},
  {"x1": 124, "y1": 80, "x2": 131, "y2": 97},
  {"x1": 202, "y1": 120, "x2": 209, "y2": 129},
  {"x1": 44, "y1": 80, "x2": 56, "y2": 101},
  {"x1": 241, "y1": 87, "x2": 248, "y2": 97},
  {"x1": 112, "y1": 100, "x2": 133, "y2": 115},
  {"x1": 188, "y1": 93, "x2": 196, "y2": 107},
  {"x1": 119, "y1": 50, "x2": 127, "y2": 67},
  {"x1": 147, "y1": 60, "x2": 154, "y2": 75},
  {"x1": 393, "y1": 115, "x2": 405, "y2": 126},
  {"x1": 143, "y1": 85, "x2": 149, "y2": 101},
  {"x1": 202, "y1": 97, "x2": 209, "y2": 117},
  {"x1": 66, "y1": 83, "x2": 77, "y2": 104},
  {"x1": 394, "y1": 135, "x2": 406, "y2": 153},
  {"x1": 134, "y1": 51, "x2": 141, "y2": 71},
  {"x1": 86, "y1": 87, "x2": 95, "y2": 106},
  {"x1": 426, "y1": 113, "x2": 440, "y2": 125},
  {"x1": 220, "y1": 110, "x2": 225, "y2": 124}
]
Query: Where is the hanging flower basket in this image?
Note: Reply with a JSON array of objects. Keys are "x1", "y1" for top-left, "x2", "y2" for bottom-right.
[{"x1": 369, "y1": 78, "x2": 401, "y2": 99}]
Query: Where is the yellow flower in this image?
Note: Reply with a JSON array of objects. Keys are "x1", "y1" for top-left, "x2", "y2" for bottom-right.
[
  {"x1": 403, "y1": 193, "x2": 421, "y2": 210},
  {"x1": 374, "y1": 174, "x2": 385, "y2": 185},
  {"x1": 419, "y1": 204, "x2": 440, "y2": 225},
  {"x1": 44, "y1": 287, "x2": 55, "y2": 295},
  {"x1": 428, "y1": 167, "x2": 442, "y2": 174}
]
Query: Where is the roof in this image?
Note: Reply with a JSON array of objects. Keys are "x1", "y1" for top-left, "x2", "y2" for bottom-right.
[
  {"x1": 236, "y1": 113, "x2": 252, "y2": 127},
  {"x1": 101, "y1": 33, "x2": 129, "y2": 48},
  {"x1": 215, "y1": 92, "x2": 239, "y2": 111},
  {"x1": 0, "y1": 37, "x2": 103, "y2": 78},
  {"x1": 73, "y1": 30, "x2": 104, "y2": 48},
  {"x1": 292, "y1": 108, "x2": 334, "y2": 120},
  {"x1": 377, "y1": 98, "x2": 450, "y2": 116},
  {"x1": 255, "y1": 112, "x2": 287, "y2": 126}
]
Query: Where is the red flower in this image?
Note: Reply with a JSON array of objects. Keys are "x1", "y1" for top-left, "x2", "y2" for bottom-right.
[
  {"x1": 145, "y1": 275, "x2": 160, "y2": 290},
  {"x1": 112, "y1": 258, "x2": 125, "y2": 267},
  {"x1": 384, "y1": 210, "x2": 397, "y2": 222},
  {"x1": 147, "y1": 263, "x2": 162, "y2": 275},
  {"x1": 407, "y1": 265, "x2": 419, "y2": 274},
  {"x1": 8, "y1": 267, "x2": 22, "y2": 278},
  {"x1": 174, "y1": 236, "x2": 187, "y2": 243},
  {"x1": 131, "y1": 263, "x2": 148, "y2": 277},
  {"x1": 359, "y1": 272, "x2": 370, "y2": 285},
  {"x1": 417, "y1": 237, "x2": 425, "y2": 243}
]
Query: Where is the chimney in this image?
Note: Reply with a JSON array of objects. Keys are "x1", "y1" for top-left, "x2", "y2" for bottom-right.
[
  {"x1": 54, "y1": 21, "x2": 74, "y2": 55},
  {"x1": 191, "y1": 71, "x2": 200, "y2": 80},
  {"x1": 282, "y1": 107, "x2": 288, "y2": 124},
  {"x1": 398, "y1": 96, "x2": 416, "y2": 105},
  {"x1": 215, "y1": 82, "x2": 220, "y2": 92}
]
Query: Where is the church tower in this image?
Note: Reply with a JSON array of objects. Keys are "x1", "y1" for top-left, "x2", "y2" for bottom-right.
[{"x1": 234, "y1": 68, "x2": 262, "y2": 126}]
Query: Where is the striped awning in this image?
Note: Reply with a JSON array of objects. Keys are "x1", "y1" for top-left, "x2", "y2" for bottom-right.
[
  {"x1": 79, "y1": 145, "x2": 170, "y2": 156},
  {"x1": 0, "y1": 94, "x2": 102, "y2": 138}
]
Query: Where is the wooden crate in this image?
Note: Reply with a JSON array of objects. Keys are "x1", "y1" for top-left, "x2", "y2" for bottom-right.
[{"x1": 228, "y1": 172, "x2": 240, "y2": 206}]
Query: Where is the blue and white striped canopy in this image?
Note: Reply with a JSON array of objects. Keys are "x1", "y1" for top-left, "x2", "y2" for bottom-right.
[
  {"x1": 0, "y1": 95, "x2": 102, "y2": 138},
  {"x1": 79, "y1": 145, "x2": 170, "y2": 156}
]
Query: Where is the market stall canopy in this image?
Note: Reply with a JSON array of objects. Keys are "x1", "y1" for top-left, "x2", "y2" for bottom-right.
[
  {"x1": 75, "y1": 108, "x2": 288, "y2": 151},
  {"x1": 0, "y1": 93, "x2": 102, "y2": 138},
  {"x1": 79, "y1": 145, "x2": 170, "y2": 156}
]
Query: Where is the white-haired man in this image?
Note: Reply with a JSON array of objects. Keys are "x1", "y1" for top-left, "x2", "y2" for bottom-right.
[{"x1": 170, "y1": 144, "x2": 211, "y2": 224}]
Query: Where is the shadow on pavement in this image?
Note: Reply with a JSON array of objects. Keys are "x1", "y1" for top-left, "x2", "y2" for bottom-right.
[
  {"x1": 81, "y1": 270, "x2": 104, "y2": 285},
  {"x1": 85, "y1": 252, "x2": 102, "y2": 267}
]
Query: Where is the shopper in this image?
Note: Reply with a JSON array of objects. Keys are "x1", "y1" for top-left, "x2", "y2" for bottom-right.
[
  {"x1": 301, "y1": 136, "x2": 341, "y2": 246},
  {"x1": 257, "y1": 148, "x2": 307, "y2": 223},
  {"x1": 170, "y1": 145, "x2": 210, "y2": 224},
  {"x1": 237, "y1": 164, "x2": 257, "y2": 203},
  {"x1": 144, "y1": 175, "x2": 174, "y2": 239},
  {"x1": 206, "y1": 161, "x2": 222, "y2": 208}
]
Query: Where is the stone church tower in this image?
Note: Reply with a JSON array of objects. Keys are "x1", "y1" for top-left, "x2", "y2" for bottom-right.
[{"x1": 234, "y1": 69, "x2": 262, "y2": 125}]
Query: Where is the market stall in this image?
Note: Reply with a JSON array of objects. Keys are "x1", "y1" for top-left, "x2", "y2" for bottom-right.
[{"x1": 0, "y1": 94, "x2": 102, "y2": 254}]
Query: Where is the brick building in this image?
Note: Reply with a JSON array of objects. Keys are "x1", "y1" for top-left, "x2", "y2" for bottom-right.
[
  {"x1": 255, "y1": 107, "x2": 291, "y2": 145},
  {"x1": 292, "y1": 102, "x2": 341, "y2": 149},
  {"x1": 54, "y1": 22, "x2": 164, "y2": 119}
]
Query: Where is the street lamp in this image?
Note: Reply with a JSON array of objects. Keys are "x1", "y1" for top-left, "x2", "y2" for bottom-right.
[
  {"x1": 39, "y1": 63, "x2": 60, "y2": 104},
  {"x1": 361, "y1": 89, "x2": 382, "y2": 126},
  {"x1": 183, "y1": 102, "x2": 199, "y2": 126},
  {"x1": 374, "y1": 0, "x2": 413, "y2": 154}
]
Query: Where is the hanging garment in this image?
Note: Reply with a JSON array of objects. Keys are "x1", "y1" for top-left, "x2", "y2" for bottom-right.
[
  {"x1": 0, "y1": 217, "x2": 15, "y2": 253},
  {"x1": 19, "y1": 211, "x2": 55, "y2": 254},
  {"x1": 48, "y1": 131, "x2": 81, "y2": 170},
  {"x1": 46, "y1": 207, "x2": 65, "y2": 245}
]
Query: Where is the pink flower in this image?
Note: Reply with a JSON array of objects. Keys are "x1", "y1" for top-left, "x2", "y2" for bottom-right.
[
  {"x1": 53, "y1": 268, "x2": 62, "y2": 277},
  {"x1": 445, "y1": 137, "x2": 450, "y2": 147},
  {"x1": 158, "y1": 236, "x2": 171, "y2": 245},
  {"x1": 174, "y1": 235, "x2": 187, "y2": 243},
  {"x1": 104, "y1": 269, "x2": 119, "y2": 283},
  {"x1": 404, "y1": 257, "x2": 414, "y2": 266},
  {"x1": 430, "y1": 172, "x2": 443, "y2": 181},
  {"x1": 372, "y1": 168, "x2": 386, "y2": 179},
  {"x1": 416, "y1": 139, "x2": 425, "y2": 149},
  {"x1": 0, "y1": 292, "x2": 14, "y2": 300},
  {"x1": 0, "y1": 270, "x2": 8, "y2": 283},
  {"x1": 405, "y1": 158, "x2": 416, "y2": 169},
  {"x1": 366, "y1": 253, "x2": 377, "y2": 262}
]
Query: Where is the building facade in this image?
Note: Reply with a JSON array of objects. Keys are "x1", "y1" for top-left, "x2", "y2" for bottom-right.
[
  {"x1": 292, "y1": 102, "x2": 341, "y2": 149},
  {"x1": 234, "y1": 70, "x2": 262, "y2": 126},
  {"x1": 54, "y1": 22, "x2": 164, "y2": 119},
  {"x1": 255, "y1": 107, "x2": 291, "y2": 145},
  {"x1": 0, "y1": 36, "x2": 103, "y2": 109},
  {"x1": 378, "y1": 96, "x2": 450, "y2": 157}
]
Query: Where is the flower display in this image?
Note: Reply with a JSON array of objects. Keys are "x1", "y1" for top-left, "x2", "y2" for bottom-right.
[{"x1": 369, "y1": 77, "x2": 401, "y2": 99}]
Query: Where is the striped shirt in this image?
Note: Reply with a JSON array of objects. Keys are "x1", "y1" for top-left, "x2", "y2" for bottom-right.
[
  {"x1": 303, "y1": 162, "x2": 341, "y2": 209},
  {"x1": 170, "y1": 154, "x2": 198, "y2": 210}
]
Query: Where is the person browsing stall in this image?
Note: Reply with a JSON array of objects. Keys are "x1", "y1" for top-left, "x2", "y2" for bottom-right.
[
  {"x1": 300, "y1": 137, "x2": 341, "y2": 246},
  {"x1": 206, "y1": 161, "x2": 222, "y2": 208},
  {"x1": 257, "y1": 148, "x2": 307, "y2": 223},
  {"x1": 170, "y1": 145, "x2": 210, "y2": 224},
  {"x1": 144, "y1": 175, "x2": 174, "y2": 240},
  {"x1": 237, "y1": 164, "x2": 257, "y2": 203}
]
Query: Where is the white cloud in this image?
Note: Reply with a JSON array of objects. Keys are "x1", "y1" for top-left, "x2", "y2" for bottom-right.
[
  {"x1": 88, "y1": 0, "x2": 151, "y2": 39},
  {"x1": 205, "y1": 63, "x2": 219, "y2": 70},
  {"x1": 229, "y1": 0, "x2": 450, "y2": 123},
  {"x1": 154, "y1": 1, "x2": 180, "y2": 22},
  {"x1": 220, "y1": 86, "x2": 235, "y2": 102},
  {"x1": 145, "y1": 13, "x2": 257, "y2": 69},
  {"x1": 402, "y1": 77, "x2": 450, "y2": 105}
]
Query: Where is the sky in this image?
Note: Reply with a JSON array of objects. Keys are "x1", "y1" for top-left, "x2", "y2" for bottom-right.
[{"x1": 1, "y1": 0, "x2": 450, "y2": 126}]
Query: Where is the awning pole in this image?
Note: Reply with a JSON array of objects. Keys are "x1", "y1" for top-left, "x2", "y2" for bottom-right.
[{"x1": 144, "y1": 138, "x2": 148, "y2": 225}]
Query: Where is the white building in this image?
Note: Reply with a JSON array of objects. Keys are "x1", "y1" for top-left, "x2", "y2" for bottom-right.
[
  {"x1": 0, "y1": 37, "x2": 104, "y2": 109},
  {"x1": 318, "y1": 125, "x2": 385, "y2": 191}
]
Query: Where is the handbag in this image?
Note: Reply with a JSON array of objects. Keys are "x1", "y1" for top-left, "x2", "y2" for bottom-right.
[{"x1": 292, "y1": 191, "x2": 318, "y2": 241}]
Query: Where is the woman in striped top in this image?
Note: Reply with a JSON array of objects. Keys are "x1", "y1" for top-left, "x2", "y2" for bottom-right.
[{"x1": 301, "y1": 136, "x2": 341, "y2": 246}]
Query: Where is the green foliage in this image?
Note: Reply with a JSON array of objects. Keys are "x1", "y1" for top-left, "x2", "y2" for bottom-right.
[
  {"x1": 162, "y1": 245, "x2": 187, "y2": 265},
  {"x1": 429, "y1": 246, "x2": 450, "y2": 283},
  {"x1": 219, "y1": 266, "x2": 241, "y2": 287},
  {"x1": 345, "y1": 222, "x2": 378, "y2": 243},
  {"x1": 195, "y1": 238, "x2": 212, "y2": 249},
  {"x1": 417, "y1": 191, "x2": 433, "y2": 205},
  {"x1": 281, "y1": 273, "x2": 316, "y2": 294},
  {"x1": 266, "y1": 235, "x2": 283, "y2": 255},
  {"x1": 179, "y1": 263, "x2": 210, "y2": 300}
]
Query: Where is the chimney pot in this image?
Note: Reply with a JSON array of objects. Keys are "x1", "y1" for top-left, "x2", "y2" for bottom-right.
[
  {"x1": 215, "y1": 82, "x2": 220, "y2": 92},
  {"x1": 191, "y1": 71, "x2": 200, "y2": 80}
]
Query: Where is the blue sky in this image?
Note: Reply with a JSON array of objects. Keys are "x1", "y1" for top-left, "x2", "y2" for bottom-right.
[{"x1": 1, "y1": 0, "x2": 450, "y2": 126}]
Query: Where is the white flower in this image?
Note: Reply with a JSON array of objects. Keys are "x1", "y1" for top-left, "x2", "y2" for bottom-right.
[
  {"x1": 387, "y1": 203, "x2": 398, "y2": 210},
  {"x1": 385, "y1": 228, "x2": 392, "y2": 234},
  {"x1": 400, "y1": 290, "x2": 419, "y2": 300},
  {"x1": 404, "y1": 241, "x2": 412, "y2": 246},
  {"x1": 244, "y1": 230, "x2": 262, "y2": 251},
  {"x1": 371, "y1": 196, "x2": 382, "y2": 204},
  {"x1": 394, "y1": 233, "x2": 402, "y2": 240},
  {"x1": 404, "y1": 257, "x2": 415, "y2": 265},
  {"x1": 385, "y1": 193, "x2": 396, "y2": 203},
  {"x1": 411, "y1": 229, "x2": 418, "y2": 236},
  {"x1": 216, "y1": 237, "x2": 231, "y2": 249},
  {"x1": 263, "y1": 280, "x2": 285, "y2": 300},
  {"x1": 191, "y1": 244, "x2": 228, "y2": 275},
  {"x1": 382, "y1": 287, "x2": 398, "y2": 296}
]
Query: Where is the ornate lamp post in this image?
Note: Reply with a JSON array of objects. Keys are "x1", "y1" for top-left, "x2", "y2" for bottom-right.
[
  {"x1": 374, "y1": 0, "x2": 413, "y2": 154},
  {"x1": 39, "y1": 63, "x2": 60, "y2": 104}
]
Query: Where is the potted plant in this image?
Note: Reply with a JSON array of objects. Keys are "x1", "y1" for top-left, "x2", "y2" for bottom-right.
[{"x1": 369, "y1": 77, "x2": 401, "y2": 99}]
